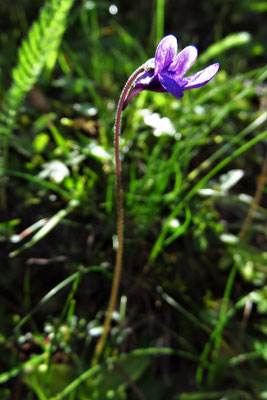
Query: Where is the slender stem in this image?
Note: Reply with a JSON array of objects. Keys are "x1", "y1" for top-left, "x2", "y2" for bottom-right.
[
  {"x1": 238, "y1": 151, "x2": 267, "y2": 238},
  {"x1": 92, "y1": 65, "x2": 145, "y2": 365}
]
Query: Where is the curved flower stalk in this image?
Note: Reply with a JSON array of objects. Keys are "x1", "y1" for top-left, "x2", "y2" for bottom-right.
[
  {"x1": 124, "y1": 35, "x2": 219, "y2": 108},
  {"x1": 92, "y1": 35, "x2": 219, "y2": 365}
]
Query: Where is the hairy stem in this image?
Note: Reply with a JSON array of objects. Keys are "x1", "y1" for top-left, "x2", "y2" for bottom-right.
[{"x1": 92, "y1": 65, "x2": 145, "y2": 365}]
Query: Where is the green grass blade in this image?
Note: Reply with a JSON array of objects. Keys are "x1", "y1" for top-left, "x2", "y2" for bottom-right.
[
  {"x1": 156, "y1": 0, "x2": 165, "y2": 45},
  {"x1": 0, "y1": 354, "x2": 45, "y2": 384},
  {"x1": 199, "y1": 32, "x2": 251, "y2": 64},
  {"x1": 9, "y1": 199, "x2": 80, "y2": 258},
  {"x1": 207, "y1": 261, "x2": 239, "y2": 385},
  {"x1": 150, "y1": 129, "x2": 267, "y2": 261},
  {"x1": 0, "y1": 168, "x2": 72, "y2": 199},
  {"x1": 15, "y1": 266, "x2": 108, "y2": 331}
]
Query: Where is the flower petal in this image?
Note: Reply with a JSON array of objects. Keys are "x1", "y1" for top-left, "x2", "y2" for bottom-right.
[
  {"x1": 180, "y1": 63, "x2": 220, "y2": 90},
  {"x1": 134, "y1": 71, "x2": 155, "y2": 88},
  {"x1": 123, "y1": 72, "x2": 165, "y2": 109},
  {"x1": 155, "y1": 35, "x2": 177, "y2": 75},
  {"x1": 158, "y1": 74, "x2": 184, "y2": 98},
  {"x1": 167, "y1": 45, "x2": 198, "y2": 77}
]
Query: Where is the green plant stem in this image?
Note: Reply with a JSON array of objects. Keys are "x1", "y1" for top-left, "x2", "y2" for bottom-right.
[
  {"x1": 156, "y1": 0, "x2": 165, "y2": 45},
  {"x1": 206, "y1": 260, "x2": 238, "y2": 386},
  {"x1": 92, "y1": 65, "x2": 145, "y2": 365}
]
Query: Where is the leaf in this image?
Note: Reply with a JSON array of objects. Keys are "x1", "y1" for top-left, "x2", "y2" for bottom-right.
[
  {"x1": 24, "y1": 363, "x2": 75, "y2": 398},
  {"x1": 199, "y1": 32, "x2": 251, "y2": 63},
  {"x1": 33, "y1": 133, "x2": 50, "y2": 153},
  {"x1": 0, "y1": 0, "x2": 75, "y2": 188},
  {"x1": 23, "y1": 353, "x2": 151, "y2": 399},
  {"x1": 82, "y1": 353, "x2": 151, "y2": 399}
]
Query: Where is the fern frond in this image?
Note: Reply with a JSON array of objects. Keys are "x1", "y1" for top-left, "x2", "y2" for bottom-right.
[{"x1": 0, "y1": 0, "x2": 75, "y2": 170}]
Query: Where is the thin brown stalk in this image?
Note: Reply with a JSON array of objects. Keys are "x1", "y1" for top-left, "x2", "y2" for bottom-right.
[
  {"x1": 238, "y1": 152, "x2": 267, "y2": 341},
  {"x1": 92, "y1": 65, "x2": 145, "y2": 366},
  {"x1": 238, "y1": 152, "x2": 267, "y2": 239}
]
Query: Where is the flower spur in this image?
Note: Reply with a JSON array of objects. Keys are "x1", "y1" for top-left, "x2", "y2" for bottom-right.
[{"x1": 123, "y1": 35, "x2": 219, "y2": 108}]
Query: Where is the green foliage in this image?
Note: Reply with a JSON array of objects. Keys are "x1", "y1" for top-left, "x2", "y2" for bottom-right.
[
  {"x1": 24, "y1": 351, "x2": 151, "y2": 399},
  {"x1": 0, "y1": 0, "x2": 74, "y2": 166},
  {"x1": 198, "y1": 32, "x2": 251, "y2": 63}
]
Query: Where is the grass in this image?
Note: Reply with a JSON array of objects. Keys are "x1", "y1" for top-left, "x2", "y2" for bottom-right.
[{"x1": 0, "y1": 0, "x2": 266, "y2": 399}]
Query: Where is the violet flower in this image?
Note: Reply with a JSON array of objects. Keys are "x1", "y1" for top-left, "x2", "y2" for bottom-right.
[
  {"x1": 123, "y1": 35, "x2": 219, "y2": 109},
  {"x1": 93, "y1": 35, "x2": 219, "y2": 364}
]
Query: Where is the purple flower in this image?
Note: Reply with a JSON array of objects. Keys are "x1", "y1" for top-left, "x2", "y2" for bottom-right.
[{"x1": 123, "y1": 35, "x2": 220, "y2": 109}]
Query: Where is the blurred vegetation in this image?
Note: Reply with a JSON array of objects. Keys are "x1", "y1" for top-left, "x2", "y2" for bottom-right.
[{"x1": 0, "y1": 0, "x2": 266, "y2": 399}]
